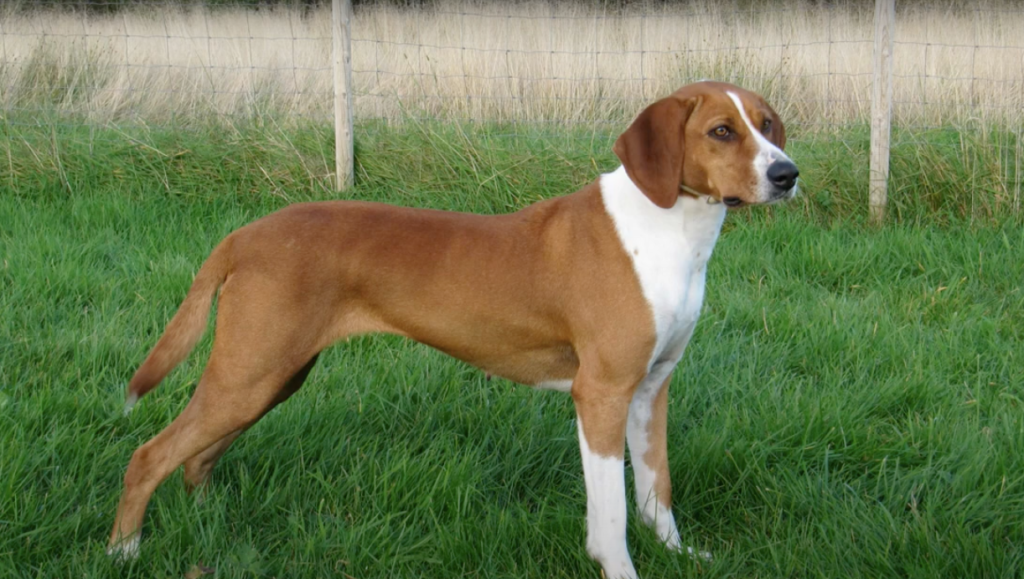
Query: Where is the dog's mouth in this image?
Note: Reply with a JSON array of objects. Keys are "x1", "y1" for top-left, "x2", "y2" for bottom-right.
[
  {"x1": 723, "y1": 181, "x2": 800, "y2": 209},
  {"x1": 768, "y1": 183, "x2": 799, "y2": 204}
]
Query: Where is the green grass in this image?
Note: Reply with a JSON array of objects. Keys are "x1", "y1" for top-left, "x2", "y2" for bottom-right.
[{"x1": 1, "y1": 120, "x2": 1023, "y2": 578}]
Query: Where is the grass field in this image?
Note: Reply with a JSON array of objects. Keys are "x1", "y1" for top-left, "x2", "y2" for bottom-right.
[{"x1": 1, "y1": 118, "x2": 1023, "y2": 578}]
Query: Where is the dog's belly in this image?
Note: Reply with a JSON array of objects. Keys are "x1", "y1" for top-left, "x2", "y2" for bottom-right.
[{"x1": 419, "y1": 334, "x2": 580, "y2": 388}]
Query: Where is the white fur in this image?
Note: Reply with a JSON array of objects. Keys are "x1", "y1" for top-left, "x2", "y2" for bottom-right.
[
  {"x1": 597, "y1": 165, "x2": 727, "y2": 568},
  {"x1": 123, "y1": 391, "x2": 138, "y2": 416},
  {"x1": 107, "y1": 534, "x2": 140, "y2": 561},
  {"x1": 626, "y1": 364, "x2": 683, "y2": 547},
  {"x1": 725, "y1": 90, "x2": 797, "y2": 203},
  {"x1": 626, "y1": 372, "x2": 713, "y2": 561},
  {"x1": 577, "y1": 415, "x2": 638, "y2": 579},
  {"x1": 534, "y1": 379, "x2": 573, "y2": 393},
  {"x1": 601, "y1": 166, "x2": 725, "y2": 371}
]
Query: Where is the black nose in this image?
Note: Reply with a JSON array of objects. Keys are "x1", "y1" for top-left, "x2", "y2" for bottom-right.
[{"x1": 767, "y1": 160, "x2": 799, "y2": 191}]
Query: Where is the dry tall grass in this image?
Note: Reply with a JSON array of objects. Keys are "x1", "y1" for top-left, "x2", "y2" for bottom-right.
[{"x1": 2, "y1": 1, "x2": 1023, "y2": 130}]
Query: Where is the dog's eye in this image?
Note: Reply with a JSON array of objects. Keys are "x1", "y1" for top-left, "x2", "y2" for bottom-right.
[
  {"x1": 761, "y1": 119, "x2": 772, "y2": 134},
  {"x1": 710, "y1": 126, "x2": 732, "y2": 139}
]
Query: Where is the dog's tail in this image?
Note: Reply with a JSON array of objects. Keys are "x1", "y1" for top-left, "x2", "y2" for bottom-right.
[{"x1": 123, "y1": 239, "x2": 232, "y2": 415}]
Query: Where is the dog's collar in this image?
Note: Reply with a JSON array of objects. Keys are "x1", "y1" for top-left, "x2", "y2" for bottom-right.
[{"x1": 680, "y1": 183, "x2": 722, "y2": 205}]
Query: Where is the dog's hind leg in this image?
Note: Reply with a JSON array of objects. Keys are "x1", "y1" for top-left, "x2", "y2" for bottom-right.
[
  {"x1": 182, "y1": 429, "x2": 242, "y2": 495},
  {"x1": 107, "y1": 360, "x2": 313, "y2": 559},
  {"x1": 183, "y1": 354, "x2": 320, "y2": 494},
  {"x1": 108, "y1": 272, "x2": 333, "y2": 560}
]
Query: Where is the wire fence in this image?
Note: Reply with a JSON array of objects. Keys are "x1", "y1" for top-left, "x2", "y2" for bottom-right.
[
  {"x1": 2, "y1": 0, "x2": 1022, "y2": 212},
  {"x1": 0, "y1": 1, "x2": 334, "y2": 127}
]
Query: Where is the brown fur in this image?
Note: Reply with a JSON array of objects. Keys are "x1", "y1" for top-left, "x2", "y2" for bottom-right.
[
  {"x1": 645, "y1": 374, "x2": 673, "y2": 508},
  {"x1": 109, "y1": 183, "x2": 655, "y2": 548},
  {"x1": 108, "y1": 81, "x2": 791, "y2": 562},
  {"x1": 615, "y1": 81, "x2": 785, "y2": 208}
]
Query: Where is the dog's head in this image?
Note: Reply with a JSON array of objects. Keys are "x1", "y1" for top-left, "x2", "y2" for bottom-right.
[{"x1": 613, "y1": 81, "x2": 798, "y2": 209}]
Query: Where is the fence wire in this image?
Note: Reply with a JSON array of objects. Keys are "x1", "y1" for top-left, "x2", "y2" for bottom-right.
[
  {"x1": 1, "y1": 1, "x2": 333, "y2": 128},
  {"x1": 1, "y1": 0, "x2": 1022, "y2": 210}
]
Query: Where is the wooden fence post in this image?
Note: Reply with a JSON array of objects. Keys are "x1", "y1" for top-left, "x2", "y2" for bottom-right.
[
  {"x1": 869, "y1": 0, "x2": 895, "y2": 223},
  {"x1": 332, "y1": 0, "x2": 354, "y2": 190}
]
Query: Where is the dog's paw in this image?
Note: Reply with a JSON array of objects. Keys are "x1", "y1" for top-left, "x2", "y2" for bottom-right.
[
  {"x1": 107, "y1": 535, "x2": 140, "y2": 562},
  {"x1": 685, "y1": 545, "x2": 713, "y2": 562}
]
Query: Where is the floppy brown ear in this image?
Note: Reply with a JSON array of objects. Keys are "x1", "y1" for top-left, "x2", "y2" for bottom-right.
[{"x1": 612, "y1": 96, "x2": 696, "y2": 209}]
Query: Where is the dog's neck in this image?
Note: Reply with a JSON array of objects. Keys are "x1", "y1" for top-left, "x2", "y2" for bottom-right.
[
  {"x1": 599, "y1": 166, "x2": 727, "y2": 262},
  {"x1": 599, "y1": 165, "x2": 726, "y2": 374}
]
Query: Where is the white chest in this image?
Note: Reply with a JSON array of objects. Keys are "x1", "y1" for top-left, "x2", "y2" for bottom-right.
[{"x1": 600, "y1": 167, "x2": 726, "y2": 368}]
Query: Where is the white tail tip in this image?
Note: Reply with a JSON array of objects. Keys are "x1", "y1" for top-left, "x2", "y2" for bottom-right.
[{"x1": 123, "y1": 392, "x2": 138, "y2": 416}]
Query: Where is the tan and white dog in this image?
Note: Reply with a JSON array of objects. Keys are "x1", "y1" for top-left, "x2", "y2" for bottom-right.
[{"x1": 108, "y1": 81, "x2": 798, "y2": 578}]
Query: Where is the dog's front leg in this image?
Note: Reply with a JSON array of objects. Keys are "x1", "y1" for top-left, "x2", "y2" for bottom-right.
[
  {"x1": 626, "y1": 366, "x2": 712, "y2": 562},
  {"x1": 626, "y1": 369, "x2": 683, "y2": 551},
  {"x1": 573, "y1": 374, "x2": 638, "y2": 579}
]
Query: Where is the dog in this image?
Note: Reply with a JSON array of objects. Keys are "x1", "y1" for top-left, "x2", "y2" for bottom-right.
[{"x1": 107, "y1": 81, "x2": 798, "y2": 579}]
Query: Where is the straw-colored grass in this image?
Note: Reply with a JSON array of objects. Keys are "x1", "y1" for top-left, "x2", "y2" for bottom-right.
[{"x1": 2, "y1": 0, "x2": 1023, "y2": 130}]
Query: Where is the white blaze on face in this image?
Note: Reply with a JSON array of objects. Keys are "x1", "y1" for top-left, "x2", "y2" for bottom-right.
[{"x1": 726, "y1": 91, "x2": 795, "y2": 202}]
